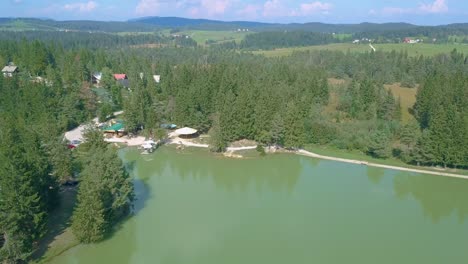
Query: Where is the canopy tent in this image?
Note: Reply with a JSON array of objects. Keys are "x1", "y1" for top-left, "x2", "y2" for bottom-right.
[
  {"x1": 174, "y1": 127, "x2": 198, "y2": 139},
  {"x1": 103, "y1": 123, "x2": 124, "y2": 132},
  {"x1": 174, "y1": 127, "x2": 197, "y2": 136}
]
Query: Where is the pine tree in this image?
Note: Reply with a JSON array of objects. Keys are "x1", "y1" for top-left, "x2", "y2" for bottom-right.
[
  {"x1": 0, "y1": 122, "x2": 54, "y2": 262},
  {"x1": 283, "y1": 102, "x2": 306, "y2": 149},
  {"x1": 367, "y1": 130, "x2": 392, "y2": 158},
  {"x1": 72, "y1": 147, "x2": 133, "y2": 243},
  {"x1": 209, "y1": 115, "x2": 227, "y2": 152},
  {"x1": 270, "y1": 113, "x2": 285, "y2": 146}
]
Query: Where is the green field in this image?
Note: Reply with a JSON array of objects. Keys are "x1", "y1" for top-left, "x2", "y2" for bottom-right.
[
  {"x1": 0, "y1": 20, "x2": 56, "y2": 31},
  {"x1": 254, "y1": 43, "x2": 468, "y2": 57},
  {"x1": 178, "y1": 30, "x2": 251, "y2": 45}
]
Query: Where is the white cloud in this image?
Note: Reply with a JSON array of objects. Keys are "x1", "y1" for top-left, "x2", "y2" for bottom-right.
[
  {"x1": 237, "y1": 4, "x2": 261, "y2": 18},
  {"x1": 135, "y1": 0, "x2": 161, "y2": 15},
  {"x1": 382, "y1": 7, "x2": 410, "y2": 15},
  {"x1": 300, "y1": 1, "x2": 333, "y2": 15},
  {"x1": 136, "y1": 0, "x2": 231, "y2": 17},
  {"x1": 419, "y1": 0, "x2": 448, "y2": 13},
  {"x1": 190, "y1": 0, "x2": 232, "y2": 16},
  {"x1": 63, "y1": 1, "x2": 98, "y2": 12},
  {"x1": 375, "y1": 0, "x2": 449, "y2": 16},
  {"x1": 262, "y1": 0, "x2": 285, "y2": 17},
  {"x1": 263, "y1": 0, "x2": 332, "y2": 17}
]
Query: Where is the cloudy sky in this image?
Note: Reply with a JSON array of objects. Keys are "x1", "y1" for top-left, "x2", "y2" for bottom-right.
[{"x1": 2, "y1": 0, "x2": 467, "y2": 25}]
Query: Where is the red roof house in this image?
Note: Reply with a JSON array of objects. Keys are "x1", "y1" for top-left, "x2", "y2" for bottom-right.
[{"x1": 113, "y1": 74, "x2": 127, "y2": 80}]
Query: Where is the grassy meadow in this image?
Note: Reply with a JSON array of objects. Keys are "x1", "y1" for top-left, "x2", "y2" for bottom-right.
[
  {"x1": 254, "y1": 43, "x2": 468, "y2": 57},
  {"x1": 178, "y1": 30, "x2": 251, "y2": 45},
  {"x1": 384, "y1": 83, "x2": 417, "y2": 123}
]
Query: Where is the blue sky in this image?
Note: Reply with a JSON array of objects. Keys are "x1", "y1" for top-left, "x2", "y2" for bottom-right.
[{"x1": 2, "y1": 0, "x2": 467, "y2": 25}]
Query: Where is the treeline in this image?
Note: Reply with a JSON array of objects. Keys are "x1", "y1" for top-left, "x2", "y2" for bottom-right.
[
  {"x1": 286, "y1": 49, "x2": 468, "y2": 85},
  {"x1": 412, "y1": 73, "x2": 468, "y2": 168},
  {"x1": 353, "y1": 24, "x2": 468, "y2": 43},
  {"x1": 0, "y1": 31, "x2": 180, "y2": 50},
  {"x1": 0, "y1": 34, "x2": 467, "y2": 262},
  {"x1": 0, "y1": 38, "x2": 134, "y2": 262},
  {"x1": 239, "y1": 31, "x2": 339, "y2": 50},
  {"x1": 0, "y1": 18, "x2": 158, "y2": 32}
]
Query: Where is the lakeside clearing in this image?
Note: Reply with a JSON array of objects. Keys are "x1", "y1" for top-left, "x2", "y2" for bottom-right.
[{"x1": 253, "y1": 43, "x2": 468, "y2": 57}]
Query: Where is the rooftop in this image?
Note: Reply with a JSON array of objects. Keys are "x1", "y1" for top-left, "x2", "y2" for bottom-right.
[
  {"x1": 2, "y1": 65, "x2": 18, "y2": 73},
  {"x1": 174, "y1": 127, "x2": 198, "y2": 135},
  {"x1": 113, "y1": 74, "x2": 127, "y2": 80}
]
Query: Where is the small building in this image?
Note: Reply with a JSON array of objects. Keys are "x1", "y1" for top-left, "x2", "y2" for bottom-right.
[
  {"x1": 113, "y1": 74, "x2": 127, "y2": 80},
  {"x1": 92, "y1": 72, "x2": 102, "y2": 84},
  {"x1": 174, "y1": 127, "x2": 198, "y2": 139},
  {"x1": 160, "y1": 123, "x2": 177, "y2": 129},
  {"x1": 153, "y1": 75, "x2": 161, "y2": 83},
  {"x1": 102, "y1": 122, "x2": 126, "y2": 137},
  {"x1": 2, "y1": 65, "x2": 18, "y2": 77}
]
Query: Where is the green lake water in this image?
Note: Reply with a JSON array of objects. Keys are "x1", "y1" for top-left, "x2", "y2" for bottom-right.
[{"x1": 49, "y1": 147, "x2": 468, "y2": 264}]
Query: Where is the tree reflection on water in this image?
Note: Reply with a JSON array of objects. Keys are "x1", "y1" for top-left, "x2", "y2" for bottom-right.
[{"x1": 393, "y1": 173, "x2": 468, "y2": 223}]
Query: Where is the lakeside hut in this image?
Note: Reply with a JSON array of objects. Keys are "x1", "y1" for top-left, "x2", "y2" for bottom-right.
[
  {"x1": 174, "y1": 127, "x2": 198, "y2": 139},
  {"x1": 103, "y1": 122, "x2": 126, "y2": 137},
  {"x1": 2, "y1": 65, "x2": 18, "y2": 77}
]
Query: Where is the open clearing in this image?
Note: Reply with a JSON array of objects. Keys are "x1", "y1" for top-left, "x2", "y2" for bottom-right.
[
  {"x1": 179, "y1": 30, "x2": 251, "y2": 45},
  {"x1": 254, "y1": 43, "x2": 468, "y2": 57},
  {"x1": 384, "y1": 83, "x2": 417, "y2": 123}
]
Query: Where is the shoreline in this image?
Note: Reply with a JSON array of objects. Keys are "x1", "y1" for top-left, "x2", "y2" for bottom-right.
[
  {"x1": 65, "y1": 120, "x2": 468, "y2": 180},
  {"x1": 162, "y1": 139, "x2": 468, "y2": 180}
]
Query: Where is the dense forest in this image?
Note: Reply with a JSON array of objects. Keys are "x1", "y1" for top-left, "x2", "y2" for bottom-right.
[{"x1": 0, "y1": 27, "x2": 467, "y2": 262}]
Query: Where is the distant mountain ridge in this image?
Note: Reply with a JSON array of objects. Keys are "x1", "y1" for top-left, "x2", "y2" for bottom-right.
[
  {"x1": 129, "y1": 16, "x2": 420, "y2": 33},
  {"x1": 0, "y1": 16, "x2": 467, "y2": 35}
]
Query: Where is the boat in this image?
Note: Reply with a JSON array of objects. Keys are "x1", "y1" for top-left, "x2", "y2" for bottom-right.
[{"x1": 140, "y1": 139, "x2": 159, "y2": 154}]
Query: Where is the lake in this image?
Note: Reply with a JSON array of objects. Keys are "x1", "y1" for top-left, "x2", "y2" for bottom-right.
[{"x1": 48, "y1": 146, "x2": 468, "y2": 264}]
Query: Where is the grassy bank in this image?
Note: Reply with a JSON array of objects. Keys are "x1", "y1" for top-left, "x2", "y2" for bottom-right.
[
  {"x1": 304, "y1": 144, "x2": 468, "y2": 176},
  {"x1": 31, "y1": 189, "x2": 79, "y2": 264}
]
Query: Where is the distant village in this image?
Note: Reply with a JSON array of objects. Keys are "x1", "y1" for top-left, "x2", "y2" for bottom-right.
[{"x1": 352, "y1": 37, "x2": 436, "y2": 44}]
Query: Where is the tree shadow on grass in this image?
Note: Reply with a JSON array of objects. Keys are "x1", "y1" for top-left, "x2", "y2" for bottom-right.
[{"x1": 32, "y1": 187, "x2": 78, "y2": 262}]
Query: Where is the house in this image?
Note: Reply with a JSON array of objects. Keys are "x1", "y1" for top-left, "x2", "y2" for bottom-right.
[
  {"x1": 113, "y1": 74, "x2": 127, "y2": 80},
  {"x1": 153, "y1": 75, "x2": 161, "y2": 83},
  {"x1": 403, "y1": 38, "x2": 418, "y2": 44},
  {"x1": 2, "y1": 65, "x2": 18, "y2": 77},
  {"x1": 92, "y1": 72, "x2": 102, "y2": 84}
]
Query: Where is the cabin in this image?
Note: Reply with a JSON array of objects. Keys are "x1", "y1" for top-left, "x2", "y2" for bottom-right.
[
  {"x1": 2, "y1": 65, "x2": 18, "y2": 77},
  {"x1": 153, "y1": 75, "x2": 161, "y2": 83},
  {"x1": 174, "y1": 127, "x2": 198, "y2": 139},
  {"x1": 102, "y1": 122, "x2": 126, "y2": 137},
  {"x1": 113, "y1": 74, "x2": 127, "y2": 80},
  {"x1": 92, "y1": 72, "x2": 102, "y2": 84}
]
